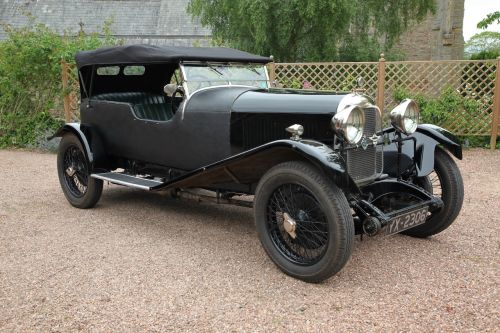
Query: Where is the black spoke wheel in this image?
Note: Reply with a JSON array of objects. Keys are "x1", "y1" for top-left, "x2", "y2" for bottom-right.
[
  {"x1": 267, "y1": 183, "x2": 329, "y2": 265},
  {"x1": 405, "y1": 147, "x2": 464, "y2": 237},
  {"x1": 254, "y1": 161, "x2": 354, "y2": 283},
  {"x1": 57, "y1": 133, "x2": 103, "y2": 209},
  {"x1": 62, "y1": 145, "x2": 89, "y2": 198}
]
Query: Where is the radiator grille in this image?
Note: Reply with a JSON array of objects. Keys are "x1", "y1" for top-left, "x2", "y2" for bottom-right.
[
  {"x1": 234, "y1": 114, "x2": 334, "y2": 150},
  {"x1": 346, "y1": 107, "x2": 383, "y2": 183},
  {"x1": 232, "y1": 107, "x2": 383, "y2": 184}
]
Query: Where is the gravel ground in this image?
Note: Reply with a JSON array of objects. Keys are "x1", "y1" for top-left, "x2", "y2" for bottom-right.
[{"x1": 0, "y1": 148, "x2": 498, "y2": 332}]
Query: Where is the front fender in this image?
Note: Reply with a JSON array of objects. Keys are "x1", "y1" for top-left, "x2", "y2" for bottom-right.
[
  {"x1": 416, "y1": 124, "x2": 462, "y2": 159},
  {"x1": 157, "y1": 139, "x2": 359, "y2": 193},
  {"x1": 383, "y1": 124, "x2": 462, "y2": 177},
  {"x1": 49, "y1": 123, "x2": 93, "y2": 163}
]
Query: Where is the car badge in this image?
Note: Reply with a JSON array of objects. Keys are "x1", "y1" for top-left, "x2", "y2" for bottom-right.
[
  {"x1": 360, "y1": 136, "x2": 369, "y2": 150},
  {"x1": 370, "y1": 133, "x2": 380, "y2": 145}
]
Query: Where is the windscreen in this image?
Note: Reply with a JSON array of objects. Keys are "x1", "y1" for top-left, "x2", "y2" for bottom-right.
[{"x1": 183, "y1": 64, "x2": 268, "y2": 94}]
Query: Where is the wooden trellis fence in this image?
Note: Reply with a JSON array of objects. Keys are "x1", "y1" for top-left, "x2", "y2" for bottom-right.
[
  {"x1": 61, "y1": 60, "x2": 81, "y2": 122},
  {"x1": 62, "y1": 56, "x2": 500, "y2": 149},
  {"x1": 271, "y1": 56, "x2": 500, "y2": 149}
]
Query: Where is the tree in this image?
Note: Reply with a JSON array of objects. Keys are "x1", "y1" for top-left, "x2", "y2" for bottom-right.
[
  {"x1": 187, "y1": 0, "x2": 434, "y2": 61},
  {"x1": 464, "y1": 31, "x2": 500, "y2": 59},
  {"x1": 477, "y1": 11, "x2": 500, "y2": 30}
]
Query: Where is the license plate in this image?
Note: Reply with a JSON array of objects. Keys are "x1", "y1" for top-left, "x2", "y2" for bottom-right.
[{"x1": 386, "y1": 206, "x2": 429, "y2": 235}]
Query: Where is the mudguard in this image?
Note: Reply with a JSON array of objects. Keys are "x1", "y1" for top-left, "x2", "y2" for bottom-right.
[
  {"x1": 156, "y1": 139, "x2": 359, "y2": 194},
  {"x1": 49, "y1": 123, "x2": 109, "y2": 170},
  {"x1": 49, "y1": 123, "x2": 93, "y2": 162},
  {"x1": 383, "y1": 124, "x2": 462, "y2": 177}
]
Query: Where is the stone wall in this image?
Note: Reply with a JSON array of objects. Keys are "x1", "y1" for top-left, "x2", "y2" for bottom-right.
[
  {"x1": 395, "y1": 0, "x2": 465, "y2": 60},
  {"x1": 0, "y1": 0, "x2": 464, "y2": 60}
]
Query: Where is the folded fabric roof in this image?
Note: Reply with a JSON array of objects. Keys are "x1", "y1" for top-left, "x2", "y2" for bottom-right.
[{"x1": 76, "y1": 44, "x2": 271, "y2": 69}]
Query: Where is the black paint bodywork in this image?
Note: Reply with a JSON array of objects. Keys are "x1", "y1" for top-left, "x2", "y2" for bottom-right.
[
  {"x1": 53, "y1": 81, "x2": 463, "y2": 195},
  {"x1": 153, "y1": 139, "x2": 358, "y2": 194},
  {"x1": 79, "y1": 86, "x2": 350, "y2": 173},
  {"x1": 52, "y1": 46, "x2": 462, "y2": 199},
  {"x1": 382, "y1": 125, "x2": 462, "y2": 177}
]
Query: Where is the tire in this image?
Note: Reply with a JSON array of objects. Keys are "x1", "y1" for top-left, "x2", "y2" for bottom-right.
[
  {"x1": 404, "y1": 147, "x2": 464, "y2": 238},
  {"x1": 57, "y1": 133, "x2": 103, "y2": 208},
  {"x1": 254, "y1": 161, "x2": 354, "y2": 283}
]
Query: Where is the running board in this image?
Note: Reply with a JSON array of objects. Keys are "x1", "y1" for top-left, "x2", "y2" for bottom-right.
[{"x1": 91, "y1": 172, "x2": 164, "y2": 190}]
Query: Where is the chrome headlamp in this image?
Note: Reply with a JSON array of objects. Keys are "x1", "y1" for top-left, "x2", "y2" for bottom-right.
[
  {"x1": 390, "y1": 99, "x2": 420, "y2": 135},
  {"x1": 332, "y1": 105, "x2": 365, "y2": 144}
]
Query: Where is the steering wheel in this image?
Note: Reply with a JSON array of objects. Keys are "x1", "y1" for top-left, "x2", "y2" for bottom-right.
[{"x1": 171, "y1": 87, "x2": 185, "y2": 115}]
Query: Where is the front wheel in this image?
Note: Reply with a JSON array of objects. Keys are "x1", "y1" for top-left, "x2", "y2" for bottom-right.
[
  {"x1": 254, "y1": 161, "x2": 354, "y2": 283},
  {"x1": 57, "y1": 133, "x2": 103, "y2": 208},
  {"x1": 405, "y1": 147, "x2": 464, "y2": 237}
]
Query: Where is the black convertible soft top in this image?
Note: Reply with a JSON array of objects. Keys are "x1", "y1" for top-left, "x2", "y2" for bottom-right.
[{"x1": 75, "y1": 44, "x2": 271, "y2": 69}]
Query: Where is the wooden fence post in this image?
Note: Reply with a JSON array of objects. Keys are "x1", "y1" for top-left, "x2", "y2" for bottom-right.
[
  {"x1": 61, "y1": 59, "x2": 71, "y2": 123},
  {"x1": 267, "y1": 55, "x2": 276, "y2": 87},
  {"x1": 376, "y1": 53, "x2": 386, "y2": 115},
  {"x1": 490, "y1": 57, "x2": 500, "y2": 150}
]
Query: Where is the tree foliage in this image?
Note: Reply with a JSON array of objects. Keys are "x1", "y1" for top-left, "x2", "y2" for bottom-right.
[
  {"x1": 0, "y1": 17, "x2": 120, "y2": 148},
  {"x1": 477, "y1": 11, "x2": 500, "y2": 30},
  {"x1": 464, "y1": 31, "x2": 500, "y2": 60},
  {"x1": 187, "y1": 0, "x2": 434, "y2": 61}
]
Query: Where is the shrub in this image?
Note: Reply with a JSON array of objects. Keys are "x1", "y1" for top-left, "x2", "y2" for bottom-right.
[
  {"x1": 0, "y1": 17, "x2": 120, "y2": 149},
  {"x1": 392, "y1": 87, "x2": 492, "y2": 148}
]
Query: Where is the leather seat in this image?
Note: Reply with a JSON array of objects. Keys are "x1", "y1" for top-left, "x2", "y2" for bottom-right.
[{"x1": 93, "y1": 92, "x2": 174, "y2": 121}]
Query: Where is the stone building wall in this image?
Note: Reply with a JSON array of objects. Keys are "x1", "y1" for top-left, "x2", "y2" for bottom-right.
[
  {"x1": 395, "y1": 0, "x2": 465, "y2": 60},
  {"x1": 0, "y1": 0, "x2": 464, "y2": 60}
]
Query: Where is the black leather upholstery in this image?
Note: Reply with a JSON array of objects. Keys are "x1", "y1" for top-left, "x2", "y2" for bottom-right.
[{"x1": 93, "y1": 92, "x2": 173, "y2": 121}]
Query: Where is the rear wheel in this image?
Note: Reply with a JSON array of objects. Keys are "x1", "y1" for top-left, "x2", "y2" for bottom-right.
[
  {"x1": 404, "y1": 148, "x2": 464, "y2": 237},
  {"x1": 254, "y1": 161, "x2": 354, "y2": 283},
  {"x1": 57, "y1": 133, "x2": 103, "y2": 208}
]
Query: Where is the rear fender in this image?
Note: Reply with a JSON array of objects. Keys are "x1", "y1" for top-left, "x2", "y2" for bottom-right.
[
  {"x1": 383, "y1": 124, "x2": 462, "y2": 177},
  {"x1": 49, "y1": 123, "x2": 109, "y2": 170},
  {"x1": 157, "y1": 139, "x2": 359, "y2": 194},
  {"x1": 49, "y1": 123, "x2": 93, "y2": 163}
]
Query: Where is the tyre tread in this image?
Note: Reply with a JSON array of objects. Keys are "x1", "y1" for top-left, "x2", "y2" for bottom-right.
[
  {"x1": 404, "y1": 148, "x2": 464, "y2": 238},
  {"x1": 57, "y1": 133, "x2": 103, "y2": 209},
  {"x1": 254, "y1": 161, "x2": 354, "y2": 283}
]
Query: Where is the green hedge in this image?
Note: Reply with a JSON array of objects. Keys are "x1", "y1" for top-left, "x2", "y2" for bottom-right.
[
  {"x1": 0, "y1": 19, "x2": 120, "y2": 149},
  {"x1": 392, "y1": 87, "x2": 497, "y2": 148}
]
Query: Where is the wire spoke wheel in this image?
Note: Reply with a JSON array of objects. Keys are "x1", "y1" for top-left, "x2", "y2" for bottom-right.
[
  {"x1": 266, "y1": 183, "x2": 329, "y2": 265},
  {"x1": 428, "y1": 171, "x2": 442, "y2": 198},
  {"x1": 57, "y1": 134, "x2": 103, "y2": 208},
  {"x1": 254, "y1": 161, "x2": 354, "y2": 282},
  {"x1": 62, "y1": 145, "x2": 89, "y2": 197}
]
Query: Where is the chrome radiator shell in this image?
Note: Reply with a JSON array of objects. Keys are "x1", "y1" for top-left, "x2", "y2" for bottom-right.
[{"x1": 345, "y1": 107, "x2": 383, "y2": 184}]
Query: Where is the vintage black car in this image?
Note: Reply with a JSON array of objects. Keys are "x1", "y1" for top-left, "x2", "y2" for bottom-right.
[{"x1": 52, "y1": 45, "x2": 464, "y2": 282}]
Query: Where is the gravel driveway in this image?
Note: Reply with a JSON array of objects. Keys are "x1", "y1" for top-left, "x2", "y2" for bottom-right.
[{"x1": 0, "y1": 149, "x2": 498, "y2": 332}]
